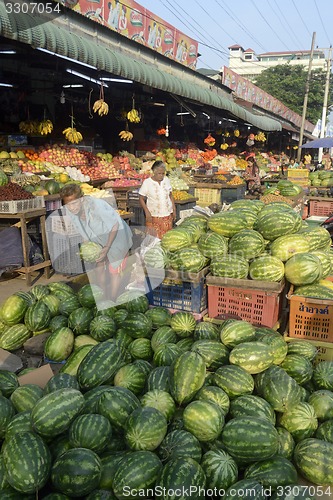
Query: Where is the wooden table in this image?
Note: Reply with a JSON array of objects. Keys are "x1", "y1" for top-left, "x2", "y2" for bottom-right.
[{"x1": 0, "y1": 209, "x2": 51, "y2": 286}]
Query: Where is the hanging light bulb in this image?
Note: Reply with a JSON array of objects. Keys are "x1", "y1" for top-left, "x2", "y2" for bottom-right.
[
  {"x1": 60, "y1": 91, "x2": 65, "y2": 104},
  {"x1": 165, "y1": 113, "x2": 169, "y2": 137}
]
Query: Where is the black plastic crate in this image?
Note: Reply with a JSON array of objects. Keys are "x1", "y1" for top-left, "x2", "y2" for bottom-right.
[
  {"x1": 129, "y1": 204, "x2": 145, "y2": 226},
  {"x1": 175, "y1": 201, "x2": 196, "y2": 220},
  {"x1": 221, "y1": 185, "x2": 246, "y2": 203}
]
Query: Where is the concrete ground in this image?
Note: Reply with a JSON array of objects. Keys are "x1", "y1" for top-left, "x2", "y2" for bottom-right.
[{"x1": 0, "y1": 269, "x2": 81, "y2": 303}]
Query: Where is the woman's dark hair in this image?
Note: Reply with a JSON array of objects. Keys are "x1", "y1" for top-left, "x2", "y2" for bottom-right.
[
  {"x1": 152, "y1": 160, "x2": 166, "y2": 171},
  {"x1": 59, "y1": 183, "x2": 83, "y2": 200}
]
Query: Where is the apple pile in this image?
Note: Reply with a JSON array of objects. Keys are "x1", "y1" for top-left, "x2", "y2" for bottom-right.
[
  {"x1": 39, "y1": 146, "x2": 89, "y2": 167},
  {"x1": 80, "y1": 158, "x2": 118, "y2": 180},
  {"x1": 106, "y1": 179, "x2": 141, "y2": 187}
]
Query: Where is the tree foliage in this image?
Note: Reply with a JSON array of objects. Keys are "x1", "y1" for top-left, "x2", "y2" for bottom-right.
[{"x1": 253, "y1": 64, "x2": 333, "y2": 124}]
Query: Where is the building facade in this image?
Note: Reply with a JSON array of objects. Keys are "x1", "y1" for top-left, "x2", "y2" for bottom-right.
[{"x1": 227, "y1": 45, "x2": 327, "y2": 81}]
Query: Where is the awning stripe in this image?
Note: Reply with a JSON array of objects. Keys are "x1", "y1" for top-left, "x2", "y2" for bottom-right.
[{"x1": 0, "y1": 5, "x2": 282, "y2": 131}]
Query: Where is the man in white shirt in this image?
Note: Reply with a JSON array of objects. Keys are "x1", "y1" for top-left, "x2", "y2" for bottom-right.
[{"x1": 139, "y1": 161, "x2": 176, "y2": 239}]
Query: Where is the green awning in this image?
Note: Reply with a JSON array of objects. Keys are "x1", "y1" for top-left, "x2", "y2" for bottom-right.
[{"x1": 0, "y1": 4, "x2": 282, "y2": 131}]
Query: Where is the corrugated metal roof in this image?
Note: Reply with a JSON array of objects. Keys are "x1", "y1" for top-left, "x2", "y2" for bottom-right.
[{"x1": 0, "y1": 5, "x2": 282, "y2": 131}]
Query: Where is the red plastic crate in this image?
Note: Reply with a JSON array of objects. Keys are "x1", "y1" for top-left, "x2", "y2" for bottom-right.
[
  {"x1": 309, "y1": 199, "x2": 333, "y2": 217},
  {"x1": 206, "y1": 277, "x2": 285, "y2": 328}
]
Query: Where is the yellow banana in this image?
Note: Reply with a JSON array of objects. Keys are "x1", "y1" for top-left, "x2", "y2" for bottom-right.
[
  {"x1": 127, "y1": 109, "x2": 140, "y2": 123},
  {"x1": 93, "y1": 99, "x2": 109, "y2": 116}
]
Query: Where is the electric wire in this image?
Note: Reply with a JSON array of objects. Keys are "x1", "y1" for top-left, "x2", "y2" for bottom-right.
[
  {"x1": 290, "y1": 0, "x2": 312, "y2": 38},
  {"x1": 267, "y1": 0, "x2": 303, "y2": 50},
  {"x1": 313, "y1": 0, "x2": 331, "y2": 47},
  {"x1": 272, "y1": 0, "x2": 304, "y2": 48},
  {"x1": 249, "y1": 0, "x2": 292, "y2": 51}
]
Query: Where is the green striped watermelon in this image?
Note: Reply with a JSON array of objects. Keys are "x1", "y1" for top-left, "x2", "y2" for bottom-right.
[
  {"x1": 122, "y1": 312, "x2": 153, "y2": 339},
  {"x1": 220, "y1": 320, "x2": 256, "y2": 348},
  {"x1": 255, "y1": 331, "x2": 288, "y2": 365},
  {"x1": 30, "y1": 284, "x2": 50, "y2": 300},
  {"x1": 146, "y1": 366, "x2": 170, "y2": 392},
  {"x1": 78, "y1": 284, "x2": 104, "y2": 308},
  {"x1": 229, "y1": 394, "x2": 276, "y2": 425},
  {"x1": 5, "y1": 410, "x2": 33, "y2": 439},
  {"x1": 280, "y1": 354, "x2": 313, "y2": 385},
  {"x1": 51, "y1": 447, "x2": 102, "y2": 497},
  {"x1": 161, "y1": 228, "x2": 193, "y2": 252},
  {"x1": 97, "y1": 387, "x2": 140, "y2": 430},
  {"x1": 74, "y1": 334, "x2": 98, "y2": 350},
  {"x1": 69, "y1": 413, "x2": 112, "y2": 453},
  {"x1": 183, "y1": 400, "x2": 225, "y2": 442},
  {"x1": 125, "y1": 407, "x2": 167, "y2": 450},
  {"x1": 140, "y1": 389, "x2": 176, "y2": 421},
  {"x1": 169, "y1": 351, "x2": 206, "y2": 405},
  {"x1": 14, "y1": 290, "x2": 36, "y2": 307},
  {"x1": 284, "y1": 252, "x2": 323, "y2": 286},
  {"x1": 77, "y1": 340, "x2": 126, "y2": 390},
  {"x1": 43, "y1": 373, "x2": 80, "y2": 395},
  {"x1": 224, "y1": 479, "x2": 266, "y2": 500},
  {"x1": 195, "y1": 385, "x2": 230, "y2": 414},
  {"x1": 68, "y1": 307, "x2": 94, "y2": 336},
  {"x1": 151, "y1": 326, "x2": 177, "y2": 352},
  {"x1": 177, "y1": 337, "x2": 194, "y2": 352},
  {"x1": 24, "y1": 301, "x2": 51, "y2": 332},
  {"x1": 143, "y1": 244, "x2": 168, "y2": 269},
  {"x1": 310, "y1": 250, "x2": 331, "y2": 278},
  {"x1": 229, "y1": 229, "x2": 265, "y2": 260},
  {"x1": 155, "y1": 457, "x2": 206, "y2": 499},
  {"x1": 113, "y1": 363, "x2": 147, "y2": 395},
  {"x1": 214, "y1": 365, "x2": 254, "y2": 399},
  {"x1": 256, "y1": 365, "x2": 302, "y2": 412},
  {"x1": 229, "y1": 341, "x2": 275, "y2": 374},
  {"x1": 191, "y1": 340, "x2": 229, "y2": 369},
  {"x1": 0, "y1": 324, "x2": 31, "y2": 351},
  {"x1": 153, "y1": 343, "x2": 182, "y2": 366},
  {"x1": 10, "y1": 384, "x2": 43, "y2": 412},
  {"x1": 201, "y1": 449, "x2": 238, "y2": 490},
  {"x1": 208, "y1": 211, "x2": 248, "y2": 237},
  {"x1": 170, "y1": 248, "x2": 208, "y2": 273},
  {"x1": 158, "y1": 429, "x2": 202, "y2": 463},
  {"x1": 316, "y1": 420, "x2": 333, "y2": 443},
  {"x1": 0, "y1": 295, "x2": 28, "y2": 325},
  {"x1": 198, "y1": 231, "x2": 228, "y2": 258},
  {"x1": 49, "y1": 315, "x2": 68, "y2": 332},
  {"x1": 313, "y1": 361, "x2": 333, "y2": 390},
  {"x1": 31, "y1": 388, "x2": 84, "y2": 438},
  {"x1": 287, "y1": 339, "x2": 317, "y2": 361},
  {"x1": 48, "y1": 281, "x2": 76, "y2": 297},
  {"x1": 211, "y1": 254, "x2": 249, "y2": 279},
  {"x1": 0, "y1": 370, "x2": 19, "y2": 397},
  {"x1": 270, "y1": 234, "x2": 310, "y2": 262},
  {"x1": 89, "y1": 315, "x2": 117, "y2": 341},
  {"x1": 193, "y1": 321, "x2": 219, "y2": 341},
  {"x1": 41, "y1": 294, "x2": 60, "y2": 317},
  {"x1": 60, "y1": 344, "x2": 94, "y2": 376},
  {"x1": 249, "y1": 255, "x2": 285, "y2": 282},
  {"x1": 58, "y1": 295, "x2": 81, "y2": 317},
  {"x1": 112, "y1": 451, "x2": 162, "y2": 500},
  {"x1": 44, "y1": 327, "x2": 74, "y2": 362},
  {"x1": 0, "y1": 395, "x2": 16, "y2": 438},
  {"x1": 222, "y1": 416, "x2": 279, "y2": 464},
  {"x1": 145, "y1": 307, "x2": 172, "y2": 328},
  {"x1": 293, "y1": 438, "x2": 333, "y2": 485},
  {"x1": 276, "y1": 426, "x2": 295, "y2": 460},
  {"x1": 256, "y1": 210, "x2": 301, "y2": 241},
  {"x1": 98, "y1": 451, "x2": 131, "y2": 491},
  {"x1": 279, "y1": 402, "x2": 318, "y2": 442},
  {"x1": 170, "y1": 312, "x2": 196, "y2": 338},
  {"x1": 244, "y1": 456, "x2": 298, "y2": 488},
  {"x1": 128, "y1": 338, "x2": 153, "y2": 360},
  {"x1": 2, "y1": 431, "x2": 51, "y2": 493},
  {"x1": 308, "y1": 390, "x2": 333, "y2": 421}
]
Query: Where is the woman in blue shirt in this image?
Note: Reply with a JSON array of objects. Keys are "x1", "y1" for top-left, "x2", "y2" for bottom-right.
[{"x1": 60, "y1": 184, "x2": 133, "y2": 301}]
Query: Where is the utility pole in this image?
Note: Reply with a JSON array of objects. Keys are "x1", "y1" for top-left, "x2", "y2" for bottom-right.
[
  {"x1": 297, "y1": 32, "x2": 316, "y2": 162},
  {"x1": 318, "y1": 46, "x2": 332, "y2": 163}
]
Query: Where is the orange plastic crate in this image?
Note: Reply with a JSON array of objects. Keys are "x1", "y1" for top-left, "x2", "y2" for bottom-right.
[
  {"x1": 309, "y1": 199, "x2": 333, "y2": 217},
  {"x1": 287, "y1": 286, "x2": 333, "y2": 342},
  {"x1": 207, "y1": 281, "x2": 284, "y2": 328}
]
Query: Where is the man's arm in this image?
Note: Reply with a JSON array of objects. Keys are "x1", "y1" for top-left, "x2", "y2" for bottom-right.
[
  {"x1": 95, "y1": 221, "x2": 119, "y2": 262},
  {"x1": 139, "y1": 194, "x2": 152, "y2": 222},
  {"x1": 170, "y1": 192, "x2": 176, "y2": 220}
]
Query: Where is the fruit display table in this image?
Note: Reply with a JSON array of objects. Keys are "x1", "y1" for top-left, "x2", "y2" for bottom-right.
[{"x1": 0, "y1": 208, "x2": 51, "y2": 286}]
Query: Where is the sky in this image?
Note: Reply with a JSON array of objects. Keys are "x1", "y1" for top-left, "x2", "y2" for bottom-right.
[{"x1": 141, "y1": 0, "x2": 333, "y2": 71}]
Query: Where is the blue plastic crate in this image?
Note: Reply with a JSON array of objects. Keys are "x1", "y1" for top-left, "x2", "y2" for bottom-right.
[{"x1": 146, "y1": 279, "x2": 207, "y2": 313}]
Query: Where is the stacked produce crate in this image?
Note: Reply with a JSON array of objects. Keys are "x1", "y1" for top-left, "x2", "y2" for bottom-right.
[{"x1": 287, "y1": 168, "x2": 310, "y2": 187}]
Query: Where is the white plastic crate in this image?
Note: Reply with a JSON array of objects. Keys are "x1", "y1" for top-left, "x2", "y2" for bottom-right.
[
  {"x1": 51, "y1": 215, "x2": 79, "y2": 236},
  {"x1": 0, "y1": 196, "x2": 45, "y2": 213},
  {"x1": 47, "y1": 232, "x2": 89, "y2": 275}
]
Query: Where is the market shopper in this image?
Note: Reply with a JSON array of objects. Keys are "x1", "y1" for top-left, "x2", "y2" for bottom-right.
[
  {"x1": 243, "y1": 156, "x2": 262, "y2": 195},
  {"x1": 60, "y1": 184, "x2": 133, "y2": 301},
  {"x1": 139, "y1": 160, "x2": 176, "y2": 239}
]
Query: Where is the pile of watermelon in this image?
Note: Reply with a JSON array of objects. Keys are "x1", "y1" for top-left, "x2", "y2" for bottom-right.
[
  {"x1": 0, "y1": 281, "x2": 333, "y2": 498},
  {"x1": 146, "y1": 199, "x2": 333, "y2": 299}
]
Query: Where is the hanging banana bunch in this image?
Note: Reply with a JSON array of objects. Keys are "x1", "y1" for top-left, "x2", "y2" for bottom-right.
[
  {"x1": 19, "y1": 120, "x2": 39, "y2": 135},
  {"x1": 119, "y1": 121, "x2": 133, "y2": 141},
  {"x1": 63, "y1": 107, "x2": 83, "y2": 144},
  {"x1": 127, "y1": 95, "x2": 140, "y2": 123},
  {"x1": 93, "y1": 83, "x2": 109, "y2": 116},
  {"x1": 39, "y1": 110, "x2": 53, "y2": 135}
]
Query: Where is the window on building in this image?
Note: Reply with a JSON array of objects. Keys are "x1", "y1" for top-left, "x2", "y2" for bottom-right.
[{"x1": 244, "y1": 55, "x2": 253, "y2": 60}]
